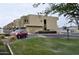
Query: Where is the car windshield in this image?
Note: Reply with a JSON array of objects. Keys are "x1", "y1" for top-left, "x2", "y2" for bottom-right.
[{"x1": 14, "y1": 29, "x2": 26, "y2": 32}]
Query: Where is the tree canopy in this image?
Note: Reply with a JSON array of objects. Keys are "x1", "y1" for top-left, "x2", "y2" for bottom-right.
[{"x1": 33, "y1": 3, "x2": 79, "y2": 29}]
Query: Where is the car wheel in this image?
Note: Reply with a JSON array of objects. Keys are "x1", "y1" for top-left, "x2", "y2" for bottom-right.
[
  {"x1": 25, "y1": 35, "x2": 28, "y2": 38},
  {"x1": 17, "y1": 35, "x2": 21, "y2": 39}
]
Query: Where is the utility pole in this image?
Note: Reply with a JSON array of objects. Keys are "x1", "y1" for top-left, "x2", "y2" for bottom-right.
[
  {"x1": 63, "y1": 26, "x2": 70, "y2": 40},
  {"x1": 67, "y1": 28, "x2": 69, "y2": 40}
]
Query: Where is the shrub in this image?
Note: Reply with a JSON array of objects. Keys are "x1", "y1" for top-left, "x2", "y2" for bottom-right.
[
  {"x1": 0, "y1": 35, "x2": 5, "y2": 39},
  {"x1": 35, "y1": 31, "x2": 57, "y2": 34},
  {"x1": 9, "y1": 36, "x2": 17, "y2": 42}
]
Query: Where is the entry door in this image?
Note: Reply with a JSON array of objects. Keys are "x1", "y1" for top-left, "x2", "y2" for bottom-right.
[{"x1": 44, "y1": 19, "x2": 47, "y2": 30}]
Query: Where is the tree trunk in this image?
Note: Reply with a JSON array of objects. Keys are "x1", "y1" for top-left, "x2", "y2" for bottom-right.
[{"x1": 75, "y1": 20, "x2": 79, "y2": 30}]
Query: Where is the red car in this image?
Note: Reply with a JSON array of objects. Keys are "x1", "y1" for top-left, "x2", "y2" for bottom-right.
[{"x1": 10, "y1": 29, "x2": 28, "y2": 39}]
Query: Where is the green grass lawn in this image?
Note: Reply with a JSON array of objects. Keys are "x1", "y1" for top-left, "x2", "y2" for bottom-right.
[{"x1": 10, "y1": 37, "x2": 79, "y2": 55}]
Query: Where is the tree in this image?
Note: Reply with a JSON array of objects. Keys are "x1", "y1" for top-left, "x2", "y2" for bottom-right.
[{"x1": 33, "y1": 3, "x2": 79, "y2": 30}]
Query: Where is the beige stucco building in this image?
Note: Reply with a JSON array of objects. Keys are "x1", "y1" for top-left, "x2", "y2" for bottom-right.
[{"x1": 3, "y1": 14, "x2": 59, "y2": 34}]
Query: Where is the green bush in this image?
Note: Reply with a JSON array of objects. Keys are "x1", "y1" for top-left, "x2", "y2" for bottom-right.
[
  {"x1": 0, "y1": 35, "x2": 5, "y2": 39},
  {"x1": 35, "y1": 31, "x2": 57, "y2": 34},
  {"x1": 9, "y1": 36, "x2": 17, "y2": 42}
]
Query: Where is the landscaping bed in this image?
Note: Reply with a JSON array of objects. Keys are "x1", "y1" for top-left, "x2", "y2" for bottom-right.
[{"x1": 35, "y1": 31, "x2": 57, "y2": 34}]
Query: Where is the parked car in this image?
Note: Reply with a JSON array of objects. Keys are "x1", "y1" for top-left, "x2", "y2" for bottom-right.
[{"x1": 10, "y1": 29, "x2": 28, "y2": 39}]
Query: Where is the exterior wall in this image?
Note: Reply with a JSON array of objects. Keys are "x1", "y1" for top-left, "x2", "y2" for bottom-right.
[
  {"x1": 26, "y1": 26, "x2": 43, "y2": 33},
  {"x1": 46, "y1": 17, "x2": 58, "y2": 31},
  {"x1": 13, "y1": 19, "x2": 22, "y2": 28},
  {"x1": 59, "y1": 26, "x2": 79, "y2": 34},
  {"x1": 72, "y1": 29, "x2": 79, "y2": 33},
  {"x1": 27, "y1": 15, "x2": 43, "y2": 26}
]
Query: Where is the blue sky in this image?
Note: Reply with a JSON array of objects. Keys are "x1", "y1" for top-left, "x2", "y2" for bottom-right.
[{"x1": 0, "y1": 3, "x2": 76, "y2": 28}]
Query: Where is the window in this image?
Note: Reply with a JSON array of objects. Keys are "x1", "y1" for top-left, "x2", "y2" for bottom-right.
[
  {"x1": 26, "y1": 19, "x2": 28, "y2": 23},
  {"x1": 24, "y1": 19, "x2": 29, "y2": 24},
  {"x1": 24, "y1": 19, "x2": 26, "y2": 22}
]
